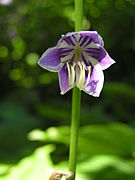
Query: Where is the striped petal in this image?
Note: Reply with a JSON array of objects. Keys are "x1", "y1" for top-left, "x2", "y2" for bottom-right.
[
  {"x1": 84, "y1": 46, "x2": 115, "y2": 70},
  {"x1": 60, "y1": 51, "x2": 74, "y2": 63},
  {"x1": 79, "y1": 31, "x2": 104, "y2": 46}
]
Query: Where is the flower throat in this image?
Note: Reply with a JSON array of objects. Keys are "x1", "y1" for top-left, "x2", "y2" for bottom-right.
[{"x1": 74, "y1": 45, "x2": 82, "y2": 62}]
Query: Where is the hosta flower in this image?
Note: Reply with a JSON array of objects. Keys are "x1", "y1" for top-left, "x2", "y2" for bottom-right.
[{"x1": 38, "y1": 31, "x2": 115, "y2": 97}]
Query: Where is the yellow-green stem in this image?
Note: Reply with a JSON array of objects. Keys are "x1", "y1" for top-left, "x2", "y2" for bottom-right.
[{"x1": 69, "y1": 0, "x2": 83, "y2": 179}]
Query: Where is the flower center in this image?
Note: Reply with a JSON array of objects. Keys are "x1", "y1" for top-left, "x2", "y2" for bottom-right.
[{"x1": 74, "y1": 45, "x2": 82, "y2": 62}]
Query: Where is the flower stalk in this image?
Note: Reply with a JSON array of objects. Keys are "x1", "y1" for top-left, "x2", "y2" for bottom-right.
[
  {"x1": 69, "y1": 0, "x2": 83, "y2": 179},
  {"x1": 38, "y1": 0, "x2": 115, "y2": 178}
]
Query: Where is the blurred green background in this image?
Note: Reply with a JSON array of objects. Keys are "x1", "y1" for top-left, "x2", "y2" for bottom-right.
[{"x1": 0, "y1": 0, "x2": 135, "y2": 179}]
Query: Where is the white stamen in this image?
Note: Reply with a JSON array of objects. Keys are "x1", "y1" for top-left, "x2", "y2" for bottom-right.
[
  {"x1": 70, "y1": 65, "x2": 75, "y2": 87},
  {"x1": 85, "y1": 66, "x2": 91, "y2": 88},
  {"x1": 67, "y1": 63, "x2": 71, "y2": 86},
  {"x1": 67, "y1": 63, "x2": 75, "y2": 87},
  {"x1": 77, "y1": 62, "x2": 85, "y2": 90}
]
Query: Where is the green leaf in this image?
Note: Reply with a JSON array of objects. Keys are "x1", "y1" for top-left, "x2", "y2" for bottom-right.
[
  {"x1": 29, "y1": 123, "x2": 135, "y2": 156},
  {"x1": 0, "y1": 145, "x2": 55, "y2": 180}
]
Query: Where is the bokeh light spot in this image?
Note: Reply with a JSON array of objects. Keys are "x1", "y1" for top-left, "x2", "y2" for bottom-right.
[
  {"x1": 21, "y1": 77, "x2": 35, "y2": 88},
  {"x1": 39, "y1": 73, "x2": 57, "y2": 85},
  {"x1": 9, "y1": 68, "x2": 23, "y2": 81},
  {"x1": 83, "y1": 17, "x2": 91, "y2": 30},
  {"x1": 25, "y1": 53, "x2": 39, "y2": 66},
  {"x1": 89, "y1": 6, "x2": 100, "y2": 18},
  {"x1": 11, "y1": 38, "x2": 25, "y2": 60},
  {"x1": 97, "y1": 0, "x2": 109, "y2": 9},
  {"x1": 0, "y1": 46, "x2": 8, "y2": 58}
]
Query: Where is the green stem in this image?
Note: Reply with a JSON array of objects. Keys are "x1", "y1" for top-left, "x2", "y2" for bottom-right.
[
  {"x1": 69, "y1": 0, "x2": 83, "y2": 179},
  {"x1": 69, "y1": 88, "x2": 81, "y2": 180},
  {"x1": 75, "y1": 0, "x2": 83, "y2": 32}
]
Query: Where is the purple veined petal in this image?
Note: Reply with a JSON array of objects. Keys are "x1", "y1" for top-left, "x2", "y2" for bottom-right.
[
  {"x1": 79, "y1": 31, "x2": 104, "y2": 47},
  {"x1": 58, "y1": 64, "x2": 72, "y2": 94},
  {"x1": 59, "y1": 32, "x2": 83, "y2": 46},
  {"x1": 73, "y1": 33, "x2": 81, "y2": 44},
  {"x1": 64, "y1": 32, "x2": 99, "y2": 47},
  {"x1": 84, "y1": 46, "x2": 103, "y2": 65},
  {"x1": 57, "y1": 39, "x2": 74, "y2": 49},
  {"x1": 60, "y1": 51, "x2": 74, "y2": 63},
  {"x1": 84, "y1": 46, "x2": 115, "y2": 70},
  {"x1": 83, "y1": 42, "x2": 100, "y2": 51},
  {"x1": 65, "y1": 36, "x2": 76, "y2": 46},
  {"x1": 63, "y1": 32, "x2": 78, "y2": 37},
  {"x1": 84, "y1": 64, "x2": 104, "y2": 97},
  {"x1": 82, "y1": 37, "x2": 92, "y2": 47},
  {"x1": 80, "y1": 35, "x2": 91, "y2": 47},
  {"x1": 58, "y1": 31, "x2": 103, "y2": 48},
  {"x1": 58, "y1": 33, "x2": 77, "y2": 48},
  {"x1": 98, "y1": 48, "x2": 115, "y2": 70},
  {"x1": 85, "y1": 48, "x2": 100, "y2": 59},
  {"x1": 81, "y1": 53, "x2": 91, "y2": 66},
  {"x1": 59, "y1": 48, "x2": 73, "y2": 57},
  {"x1": 38, "y1": 47, "x2": 62, "y2": 72},
  {"x1": 82, "y1": 51, "x2": 99, "y2": 68}
]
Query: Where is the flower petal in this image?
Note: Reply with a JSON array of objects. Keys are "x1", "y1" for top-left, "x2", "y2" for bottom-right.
[
  {"x1": 60, "y1": 51, "x2": 74, "y2": 63},
  {"x1": 84, "y1": 46, "x2": 115, "y2": 70},
  {"x1": 57, "y1": 39, "x2": 73, "y2": 49},
  {"x1": 84, "y1": 65, "x2": 104, "y2": 97},
  {"x1": 98, "y1": 48, "x2": 115, "y2": 70},
  {"x1": 79, "y1": 31, "x2": 104, "y2": 46},
  {"x1": 60, "y1": 31, "x2": 103, "y2": 47},
  {"x1": 58, "y1": 64, "x2": 72, "y2": 94},
  {"x1": 38, "y1": 47, "x2": 61, "y2": 72},
  {"x1": 58, "y1": 33, "x2": 76, "y2": 48}
]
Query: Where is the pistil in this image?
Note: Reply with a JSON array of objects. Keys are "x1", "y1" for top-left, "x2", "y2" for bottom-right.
[{"x1": 74, "y1": 45, "x2": 82, "y2": 62}]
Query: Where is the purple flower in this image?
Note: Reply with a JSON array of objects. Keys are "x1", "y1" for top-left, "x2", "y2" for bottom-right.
[{"x1": 38, "y1": 31, "x2": 115, "y2": 97}]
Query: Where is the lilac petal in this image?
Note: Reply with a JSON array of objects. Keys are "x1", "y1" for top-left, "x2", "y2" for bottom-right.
[
  {"x1": 79, "y1": 31, "x2": 104, "y2": 46},
  {"x1": 84, "y1": 65, "x2": 104, "y2": 97},
  {"x1": 99, "y1": 48, "x2": 115, "y2": 70},
  {"x1": 58, "y1": 64, "x2": 72, "y2": 94},
  {"x1": 58, "y1": 31, "x2": 103, "y2": 48},
  {"x1": 59, "y1": 48, "x2": 73, "y2": 58},
  {"x1": 83, "y1": 47, "x2": 115, "y2": 70},
  {"x1": 58, "y1": 33, "x2": 76, "y2": 47},
  {"x1": 38, "y1": 47, "x2": 62, "y2": 72}
]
